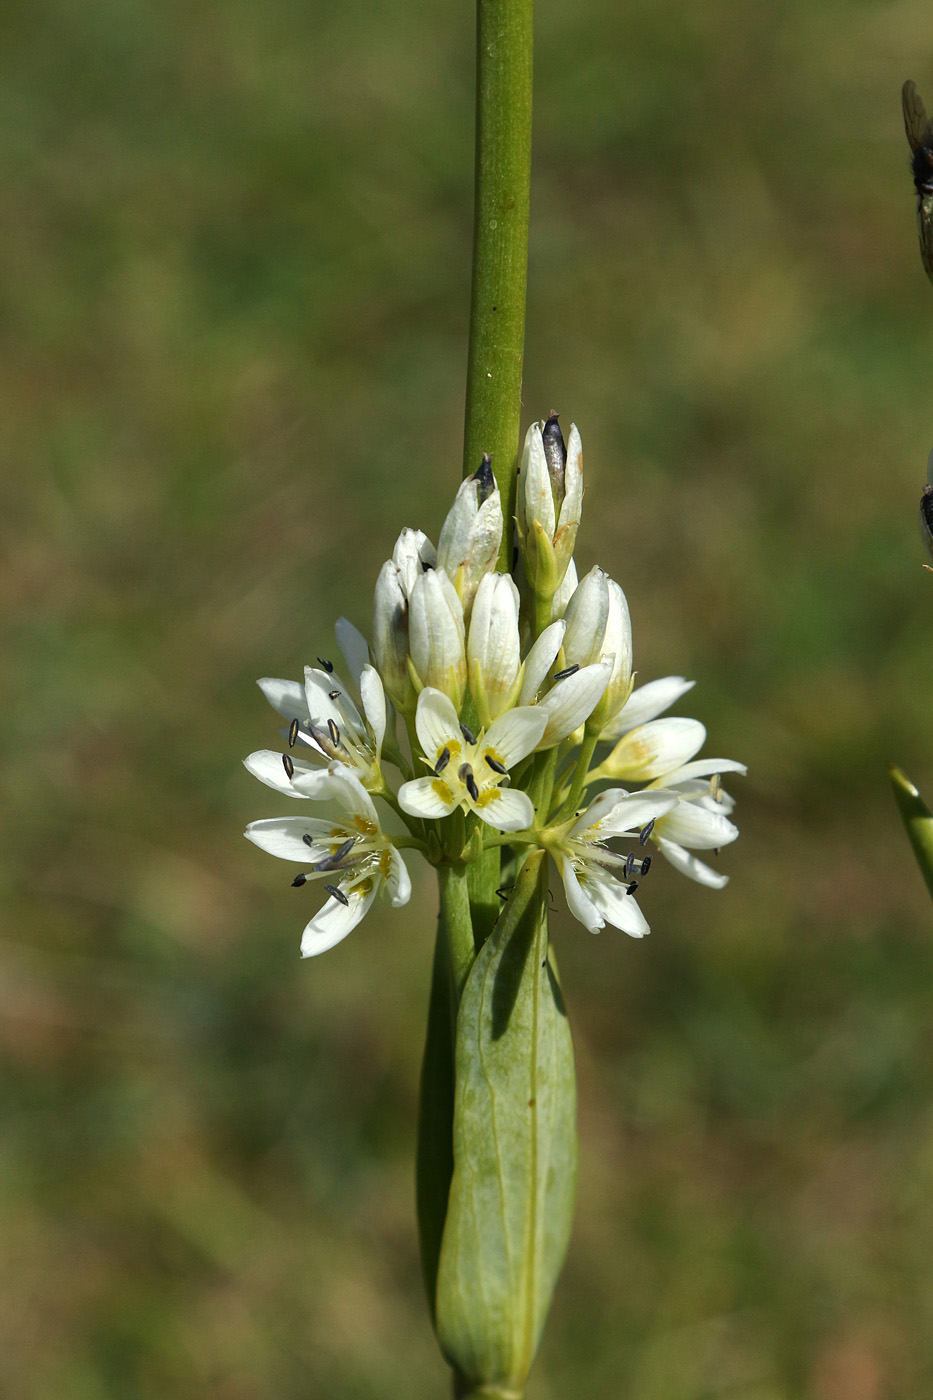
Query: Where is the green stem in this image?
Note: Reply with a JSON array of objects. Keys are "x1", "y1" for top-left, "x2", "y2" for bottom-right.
[
  {"x1": 462, "y1": 0, "x2": 534, "y2": 571},
  {"x1": 438, "y1": 862, "x2": 476, "y2": 1002},
  {"x1": 551, "y1": 729, "x2": 599, "y2": 823}
]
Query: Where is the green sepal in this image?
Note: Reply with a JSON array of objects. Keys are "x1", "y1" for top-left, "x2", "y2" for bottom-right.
[
  {"x1": 435, "y1": 851, "x2": 577, "y2": 1394},
  {"x1": 889, "y1": 764, "x2": 933, "y2": 901}
]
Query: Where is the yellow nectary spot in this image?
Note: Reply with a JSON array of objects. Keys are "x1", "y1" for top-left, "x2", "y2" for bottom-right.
[
  {"x1": 476, "y1": 788, "x2": 496, "y2": 809},
  {"x1": 443, "y1": 739, "x2": 462, "y2": 762},
  {"x1": 379, "y1": 849, "x2": 391, "y2": 877},
  {"x1": 432, "y1": 779, "x2": 453, "y2": 804},
  {"x1": 354, "y1": 815, "x2": 377, "y2": 836}
]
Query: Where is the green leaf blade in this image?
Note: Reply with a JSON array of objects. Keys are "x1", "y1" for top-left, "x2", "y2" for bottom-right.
[{"x1": 435, "y1": 852, "x2": 578, "y2": 1394}]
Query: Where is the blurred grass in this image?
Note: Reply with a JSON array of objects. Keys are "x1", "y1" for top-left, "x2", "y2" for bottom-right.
[{"x1": 3, "y1": 0, "x2": 933, "y2": 1395}]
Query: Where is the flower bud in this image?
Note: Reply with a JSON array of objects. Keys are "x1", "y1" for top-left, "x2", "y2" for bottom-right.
[
  {"x1": 437, "y1": 457, "x2": 503, "y2": 619},
  {"x1": 516, "y1": 420, "x2": 583, "y2": 603},
  {"x1": 393, "y1": 527, "x2": 437, "y2": 595},
  {"x1": 586, "y1": 578, "x2": 633, "y2": 731},
  {"x1": 468, "y1": 572, "x2": 522, "y2": 723},
  {"x1": 561, "y1": 566, "x2": 610, "y2": 667},
  {"x1": 408, "y1": 567, "x2": 467, "y2": 710},
  {"x1": 372, "y1": 560, "x2": 412, "y2": 709}
]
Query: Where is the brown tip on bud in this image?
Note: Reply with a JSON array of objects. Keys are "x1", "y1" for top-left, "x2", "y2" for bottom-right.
[
  {"x1": 473, "y1": 453, "x2": 495, "y2": 502},
  {"x1": 542, "y1": 414, "x2": 567, "y2": 500}
]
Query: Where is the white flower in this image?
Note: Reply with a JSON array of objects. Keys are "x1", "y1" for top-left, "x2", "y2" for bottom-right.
[
  {"x1": 408, "y1": 567, "x2": 468, "y2": 709},
  {"x1": 245, "y1": 764, "x2": 410, "y2": 957},
  {"x1": 467, "y1": 571, "x2": 522, "y2": 724},
  {"x1": 398, "y1": 687, "x2": 546, "y2": 831},
  {"x1": 601, "y1": 675, "x2": 696, "y2": 740},
  {"x1": 546, "y1": 788, "x2": 679, "y2": 937},
  {"x1": 647, "y1": 758, "x2": 746, "y2": 888},
  {"x1": 436, "y1": 458, "x2": 503, "y2": 619},
  {"x1": 513, "y1": 615, "x2": 613, "y2": 750},
  {"x1": 247, "y1": 656, "x2": 388, "y2": 795}
]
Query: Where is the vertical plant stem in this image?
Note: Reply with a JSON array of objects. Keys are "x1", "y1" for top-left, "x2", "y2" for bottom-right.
[
  {"x1": 439, "y1": 862, "x2": 477, "y2": 1002},
  {"x1": 462, "y1": 0, "x2": 534, "y2": 572}
]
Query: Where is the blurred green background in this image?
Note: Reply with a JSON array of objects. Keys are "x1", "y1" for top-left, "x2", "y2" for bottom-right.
[{"x1": 3, "y1": 0, "x2": 933, "y2": 1395}]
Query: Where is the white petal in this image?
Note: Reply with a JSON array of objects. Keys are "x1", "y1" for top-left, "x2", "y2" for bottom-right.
[
  {"x1": 657, "y1": 801, "x2": 738, "y2": 850},
  {"x1": 518, "y1": 621, "x2": 565, "y2": 704},
  {"x1": 604, "y1": 676, "x2": 696, "y2": 738},
  {"x1": 557, "y1": 424, "x2": 583, "y2": 532},
  {"x1": 335, "y1": 617, "x2": 370, "y2": 687},
  {"x1": 560, "y1": 858, "x2": 603, "y2": 932},
  {"x1": 414, "y1": 687, "x2": 461, "y2": 763},
  {"x1": 562, "y1": 566, "x2": 610, "y2": 668},
  {"x1": 606, "y1": 717, "x2": 706, "y2": 780},
  {"x1": 398, "y1": 774, "x2": 459, "y2": 820},
  {"x1": 408, "y1": 568, "x2": 466, "y2": 699},
  {"x1": 304, "y1": 667, "x2": 363, "y2": 733},
  {"x1": 536, "y1": 661, "x2": 612, "y2": 748},
  {"x1": 482, "y1": 706, "x2": 548, "y2": 769},
  {"x1": 393, "y1": 527, "x2": 436, "y2": 595},
  {"x1": 243, "y1": 749, "x2": 323, "y2": 797},
  {"x1": 550, "y1": 558, "x2": 578, "y2": 622},
  {"x1": 575, "y1": 788, "x2": 679, "y2": 839},
  {"x1": 475, "y1": 786, "x2": 535, "y2": 832},
  {"x1": 520, "y1": 423, "x2": 556, "y2": 537},
  {"x1": 300, "y1": 882, "x2": 378, "y2": 957},
  {"x1": 258, "y1": 677, "x2": 310, "y2": 723},
  {"x1": 245, "y1": 817, "x2": 343, "y2": 862},
  {"x1": 322, "y1": 764, "x2": 380, "y2": 826},
  {"x1": 359, "y1": 664, "x2": 387, "y2": 757},
  {"x1": 584, "y1": 870, "x2": 650, "y2": 938},
  {"x1": 652, "y1": 757, "x2": 747, "y2": 787},
  {"x1": 383, "y1": 848, "x2": 411, "y2": 907},
  {"x1": 656, "y1": 836, "x2": 729, "y2": 889}
]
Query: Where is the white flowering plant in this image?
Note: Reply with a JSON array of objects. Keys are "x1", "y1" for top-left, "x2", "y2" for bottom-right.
[{"x1": 244, "y1": 415, "x2": 744, "y2": 1396}]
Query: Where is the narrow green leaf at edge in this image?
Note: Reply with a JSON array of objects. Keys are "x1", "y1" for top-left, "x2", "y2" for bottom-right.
[
  {"x1": 889, "y1": 764, "x2": 933, "y2": 901},
  {"x1": 435, "y1": 851, "x2": 578, "y2": 1393},
  {"x1": 416, "y1": 913, "x2": 457, "y2": 1323}
]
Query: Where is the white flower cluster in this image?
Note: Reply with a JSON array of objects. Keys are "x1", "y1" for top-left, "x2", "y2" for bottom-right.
[{"x1": 245, "y1": 418, "x2": 745, "y2": 956}]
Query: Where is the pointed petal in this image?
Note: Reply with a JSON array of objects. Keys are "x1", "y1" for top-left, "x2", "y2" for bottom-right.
[
  {"x1": 483, "y1": 706, "x2": 548, "y2": 768},
  {"x1": 321, "y1": 764, "x2": 380, "y2": 825},
  {"x1": 536, "y1": 661, "x2": 611, "y2": 748},
  {"x1": 657, "y1": 801, "x2": 738, "y2": 850},
  {"x1": 244, "y1": 749, "x2": 323, "y2": 797},
  {"x1": 258, "y1": 677, "x2": 310, "y2": 723},
  {"x1": 383, "y1": 848, "x2": 411, "y2": 907},
  {"x1": 605, "y1": 717, "x2": 706, "y2": 780},
  {"x1": 359, "y1": 664, "x2": 387, "y2": 757},
  {"x1": 304, "y1": 667, "x2": 363, "y2": 733},
  {"x1": 335, "y1": 617, "x2": 370, "y2": 687},
  {"x1": 414, "y1": 687, "x2": 461, "y2": 763},
  {"x1": 560, "y1": 858, "x2": 603, "y2": 932},
  {"x1": 245, "y1": 817, "x2": 342, "y2": 861},
  {"x1": 518, "y1": 621, "x2": 565, "y2": 703},
  {"x1": 575, "y1": 788, "x2": 679, "y2": 839},
  {"x1": 474, "y1": 786, "x2": 535, "y2": 832},
  {"x1": 585, "y1": 870, "x2": 650, "y2": 938},
  {"x1": 300, "y1": 882, "x2": 378, "y2": 957},
  {"x1": 603, "y1": 676, "x2": 696, "y2": 738},
  {"x1": 657, "y1": 836, "x2": 729, "y2": 888},
  {"x1": 398, "y1": 774, "x2": 459, "y2": 820},
  {"x1": 520, "y1": 423, "x2": 556, "y2": 536},
  {"x1": 651, "y1": 757, "x2": 747, "y2": 787}
]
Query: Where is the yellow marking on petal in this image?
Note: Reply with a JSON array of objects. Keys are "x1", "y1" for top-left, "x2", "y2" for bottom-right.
[
  {"x1": 379, "y1": 849, "x2": 391, "y2": 877},
  {"x1": 353, "y1": 816, "x2": 377, "y2": 836},
  {"x1": 432, "y1": 779, "x2": 454, "y2": 804},
  {"x1": 476, "y1": 788, "x2": 497, "y2": 809}
]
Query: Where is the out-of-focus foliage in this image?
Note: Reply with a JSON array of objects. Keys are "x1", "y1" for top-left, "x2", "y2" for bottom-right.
[{"x1": 2, "y1": 0, "x2": 933, "y2": 1395}]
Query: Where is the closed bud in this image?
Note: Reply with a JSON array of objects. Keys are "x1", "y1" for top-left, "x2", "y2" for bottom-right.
[
  {"x1": 468, "y1": 572, "x2": 522, "y2": 724},
  {"x1": 562, "y1": 566, "x2": 610, "y2": 667},
  {"x1": 517, "y1": 420, "x2": 584, "y2": 604},
  {"x1": 372, "y1": 560, "x2": 412, "y2": 709},
  {"x1": 393, "y1": 527, "x2": 437, "y2": 594},
  {"x1": 437, "y1": 458, "x2": 503, "y2": 620},
  {"x1": 409, "y1": 567, "x2": 467, "y2": 710},
  {"x1": 587, "y1": 578, "x2": 634, "y2": 731}
]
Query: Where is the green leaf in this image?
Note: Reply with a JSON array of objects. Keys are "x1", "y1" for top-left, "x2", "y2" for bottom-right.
[
  {"x1": 435, "y1": 851, "x2": 577, "y2": 1394},
  {"x1": 416, "y1": 914, "x2": 457, "y2": 1323},
  {"x1": 889, "y1": 764, "x2": 933, "y2": 901}
]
